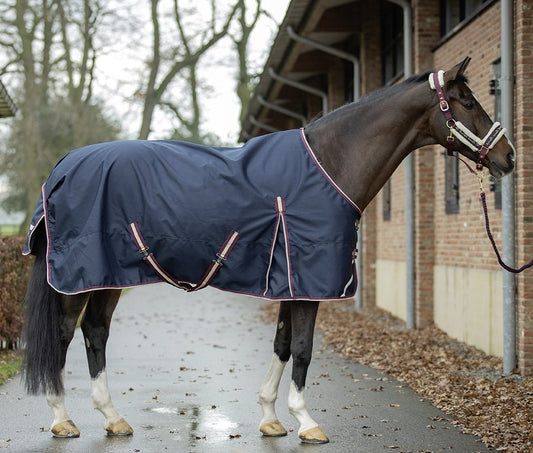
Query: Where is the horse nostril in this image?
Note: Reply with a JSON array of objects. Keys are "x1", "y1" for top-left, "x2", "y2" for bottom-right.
[{"x1": 507, "y1": 151, "x2": 515, "y2": 165}]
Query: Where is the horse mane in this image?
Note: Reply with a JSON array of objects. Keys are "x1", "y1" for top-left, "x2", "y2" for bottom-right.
[{"x1": 307, "y1": 70, "x2": 469, "y2": 127}]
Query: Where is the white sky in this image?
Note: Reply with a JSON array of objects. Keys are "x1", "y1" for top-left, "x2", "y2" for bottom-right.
[
  {"x1": 0, "y1": 1, "x2": 290, "y2": 205},
  {"x1": 95, "y1": 0, "x2": 291, "y2": 145}
]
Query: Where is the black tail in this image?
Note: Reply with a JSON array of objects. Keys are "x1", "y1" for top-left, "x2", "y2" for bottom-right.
[{"x1": 22, "y1": 226, "x2": 65, "y2": 395}]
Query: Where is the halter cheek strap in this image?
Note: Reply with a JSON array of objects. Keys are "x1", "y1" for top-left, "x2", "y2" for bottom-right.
[{"x1": 429, "y1": 71, "x2": 506, "y2": 171}]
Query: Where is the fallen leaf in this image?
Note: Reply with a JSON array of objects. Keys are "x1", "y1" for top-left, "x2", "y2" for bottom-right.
[{"x1": 260, "y1": 301, "x2": 533, "y2": 452}]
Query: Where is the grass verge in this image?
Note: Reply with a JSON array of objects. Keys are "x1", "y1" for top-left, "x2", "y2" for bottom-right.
[{"x1": 0, "y1": 350, "x2": 22, "y2": 385}]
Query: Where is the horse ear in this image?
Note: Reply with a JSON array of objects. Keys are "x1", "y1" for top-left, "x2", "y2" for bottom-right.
[{"x1": 444, "y1": 57, "x2": 471, "y2": 83}]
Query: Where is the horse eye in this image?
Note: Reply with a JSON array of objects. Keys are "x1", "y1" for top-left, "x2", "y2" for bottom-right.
[{"x1": 464, "y1": 101, "x2": 475, "y2": 110}]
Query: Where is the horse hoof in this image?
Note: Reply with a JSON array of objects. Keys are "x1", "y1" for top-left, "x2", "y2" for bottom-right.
[
  {"x1": 105, "y1": 418, "x2": 134, "y2": 436},
  {"x1": 299, "y1": 426, "x2": 329, "y2": 444},
  {"x1": 260, "y1": 419, "x2": 288, "y2": 437},
  {"x1": 51, "y1": 420, "x2": 80, "y2": 438}
]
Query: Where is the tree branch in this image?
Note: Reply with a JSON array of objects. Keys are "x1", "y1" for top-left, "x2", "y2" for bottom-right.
[{"x1": 139, "y1": 0, "x2": 239, "y2": 139}]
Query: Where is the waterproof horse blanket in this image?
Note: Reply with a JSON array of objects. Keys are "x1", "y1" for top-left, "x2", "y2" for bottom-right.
[{"x1": 24, "y1": 128, "x2": 361, "y2": 300}]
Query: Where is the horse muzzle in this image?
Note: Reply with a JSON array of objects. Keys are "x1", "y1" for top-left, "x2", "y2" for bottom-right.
[{"x1": 487, "y1": 144, "x2": 515, "y2": 179}]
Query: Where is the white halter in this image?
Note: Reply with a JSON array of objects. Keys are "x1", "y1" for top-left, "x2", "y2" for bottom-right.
[{"x1": 429, "y1": 71, "x2": 506, "y2": 169}]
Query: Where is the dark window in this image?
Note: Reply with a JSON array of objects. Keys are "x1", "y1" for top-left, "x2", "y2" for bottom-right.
[
  {"x1": 440, "y1": 0, "x2": 491, "y2": 37},
  {"x1": 489, "y1": 59, "x2": 502, "y2": 210},
  {"x1": 383, "y1": 179, "x2": 391, "y2": 221},
  {"x1": 344, "y1": 59, "x2": 355, "y2": 103},
  {"x1": 445, "y1": 152, "x2": 460, "y2": 214},
  {"x1": 381, "y1": 1, "x2": 404, "y2": 85}
]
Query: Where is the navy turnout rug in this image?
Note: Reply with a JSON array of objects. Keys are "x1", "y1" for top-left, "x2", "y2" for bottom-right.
[{"x1": 24, "y1": 129, "x2": 361, "y2": 300}]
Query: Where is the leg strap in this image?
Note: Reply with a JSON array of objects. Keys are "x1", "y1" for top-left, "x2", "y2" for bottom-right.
[{"x1": 129, "y1": 222, "x2": 239, "y2": 291}]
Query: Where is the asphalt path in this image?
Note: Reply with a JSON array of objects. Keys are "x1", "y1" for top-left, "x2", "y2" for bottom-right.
[{"x1": 1, "y1": 284, "x2": 492, "y2": 452}]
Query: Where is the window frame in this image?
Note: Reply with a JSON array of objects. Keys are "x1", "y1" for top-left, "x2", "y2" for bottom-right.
[
  {"x1": 435, "y1": 0, "x2": 495, "y2": 47},
  {"x1": 445, "y1": 151, "x2": 460, "y2": 215},
  {"x1": 381, "y1": 1, "x2": 404, "y2": 85}
]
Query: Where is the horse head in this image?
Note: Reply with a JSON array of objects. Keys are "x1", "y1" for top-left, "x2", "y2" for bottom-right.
[{"x1": 428, "y1": 57, "x2": 515, "y2": 179}]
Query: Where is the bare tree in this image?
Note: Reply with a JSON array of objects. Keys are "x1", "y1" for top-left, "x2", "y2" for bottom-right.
[
  {"x1": 0, "y1": 0, "x2": 119, "y2": 231},
  {"x1": 138, "y1": 0, "x2": 239, "y2": 140},
  {"x1": 231, "y1": 0, "x2": 263, "y2": 124}
]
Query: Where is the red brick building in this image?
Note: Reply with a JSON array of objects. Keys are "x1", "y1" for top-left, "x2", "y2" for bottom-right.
[{"x1": 241, "y1": 0, "x2": 533, "y2": 375}]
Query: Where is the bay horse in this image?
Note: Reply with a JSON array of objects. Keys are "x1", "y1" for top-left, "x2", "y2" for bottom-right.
[{"x1": 22, "y1": 58, "x2": 514, "y2": 444}]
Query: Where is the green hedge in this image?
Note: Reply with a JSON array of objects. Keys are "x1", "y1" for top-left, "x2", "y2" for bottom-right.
[{"x1": 0, "y1": 236, "x2": 32, "y2": 349}]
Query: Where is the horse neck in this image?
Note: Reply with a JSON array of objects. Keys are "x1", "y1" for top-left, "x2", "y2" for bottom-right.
[{"x1": 305, "y1": 80, "x2": 435, "y2": 211}]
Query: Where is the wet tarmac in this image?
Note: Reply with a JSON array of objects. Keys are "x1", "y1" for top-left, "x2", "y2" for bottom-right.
[{"x1": 1, "y1": 285, "x2": 492, "y2": 452}]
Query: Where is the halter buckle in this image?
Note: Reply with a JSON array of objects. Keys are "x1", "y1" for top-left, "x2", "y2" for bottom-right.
[
  {"x1": 479, "y1": 144, "x2": 489, "y2": 158},
  {"x1": 440, "y1": 100, "x2": 450, "y2": 112},
  {"x1": 138, "y1": 246, "x2": 150, "y2": 258}
]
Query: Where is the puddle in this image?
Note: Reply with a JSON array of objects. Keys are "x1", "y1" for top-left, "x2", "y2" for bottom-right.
[{"x1": 148, "y1": 404, "x2": 240, "y2": 444}]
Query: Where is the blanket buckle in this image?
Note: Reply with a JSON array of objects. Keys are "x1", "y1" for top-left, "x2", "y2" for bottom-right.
[{"x1": 138, "y1": 246, "x2": 150, "y2": 258}]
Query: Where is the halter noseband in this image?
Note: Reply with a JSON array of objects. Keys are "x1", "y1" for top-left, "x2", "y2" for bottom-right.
[{"x1": 429, "y1": 70, "x2": 506, "y2": 171}]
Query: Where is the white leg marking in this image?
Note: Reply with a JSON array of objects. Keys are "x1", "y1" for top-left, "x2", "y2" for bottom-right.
[
  {"x1": 46, "y1": 370, "x2": 71, "y2": 428},
  {"x1": 258, "y1": 354, "x2": 286, "y2": 426},
  {"x1": 288, "y1": 380, "x2": 318, "y2": 435},
  {"x1": 91, "y1": 370, "x2": 122, "y2": 425}
]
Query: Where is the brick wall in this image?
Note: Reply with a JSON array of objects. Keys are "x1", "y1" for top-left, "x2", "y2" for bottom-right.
[
  {"x1": 432, "y1": 2, "x2": 504, "y2": 272},
  {"x1": 413, "y1": 0, "x2": 533, "y2": 373},
  {"x1": 515, "y1": 0, "x2": 533, "y2": 375},
  {"x1": 413, "y1": 0, "x2": 441, "y2": 327},
  {"x1": 376, "y1": 170, "x2": 406, "y2": 262}
]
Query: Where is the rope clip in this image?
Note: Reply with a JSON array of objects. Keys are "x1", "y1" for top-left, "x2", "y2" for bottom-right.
[{"x1": 477, "y1": 171, "x2": 485, "y2": 193}]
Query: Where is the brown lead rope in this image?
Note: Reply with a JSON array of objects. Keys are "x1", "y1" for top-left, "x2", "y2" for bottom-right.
[
  {"x1": 447, "y1": 151, "x2": 531, "y2": 273},
  {"x1": 449, "y1": 153, "x2": 532, "y2": 273},
  {"x1": 478, "y1": 178, "x2": 533, "y2": 274}
]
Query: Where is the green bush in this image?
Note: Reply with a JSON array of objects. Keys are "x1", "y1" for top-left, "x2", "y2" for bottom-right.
[{"x1": 0, "y1": 236, "x2": 32, "y2": 349}]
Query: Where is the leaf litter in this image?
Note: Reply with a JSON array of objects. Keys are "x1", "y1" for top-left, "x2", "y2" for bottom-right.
[{"x1": 262, "y1": 301, "x2": 533, "y2": 452}]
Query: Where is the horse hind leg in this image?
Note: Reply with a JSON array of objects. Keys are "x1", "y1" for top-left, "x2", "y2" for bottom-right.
[
  {"x1": 258, "y1": 301, "x2": 291, "y2": 437},
  {"x1": 287, "y1": 300, "x2": 329, "y2": 444},
  {"x1": 81, "y1": 289, "x2": 133, "y2": 436},
  {"x1": 22, "y1": 226, "x2": 87, "y2": 437},
  {"x1": 46, "y1": 293, "x2": 88, "y2": 438}
]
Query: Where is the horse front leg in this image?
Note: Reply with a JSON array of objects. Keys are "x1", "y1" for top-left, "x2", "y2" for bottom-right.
[
  {"x1": 81, "y1": 289, "x2": 133, "y2": 436},
  {"x1": 46, "y1": 294, "x2": 88, "y2": 438},
  {"x1": 288, "y1": 300, "x2": 329, "y2": 444},
  {"x1": 258, "y1": 301, "x2": 291, "y2": 437}
]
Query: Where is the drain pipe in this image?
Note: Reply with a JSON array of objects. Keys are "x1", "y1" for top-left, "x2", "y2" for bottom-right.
[
  {"x1": 286, "y1": 26, "x2": 360, "y2": 100},
  {"x1": 388, "y1": 0, "x2": 414, "y2": 328},
  {"x1": 258, "y1": 95, "x2": 307, "y2": 125},
  {"x1": 268, "y1": 67, "x2": 328, "y2": 113},
  {"x1": 500, "y1": 0, "x2": 516, "y2": 374},
  {"x1": 250, "y1": 116, "x2": 280, "y2": 133}
]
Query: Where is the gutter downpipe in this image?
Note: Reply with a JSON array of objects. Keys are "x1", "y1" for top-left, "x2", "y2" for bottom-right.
[
  {"x1": 286, "y1": 26, "x2": 364, "y2": 311},
  {"x1": 388, "y1": 0, "x2": 414, "y2": 328},
  {"x1": 258, "y1": 95, "x2": 307, "y2": 125},
  {"x1": 286, "y1": 26, "x2": 360, "y2": 100},
  {"x1": 268, "y1": 67, "x2": 328, "y2": 114},
  {"x1": 250, "y1": 116, "x2": 280, "y2": 133},
  {"x1": 501, "y1": 0, "x2": 516, "y2": 374}
]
